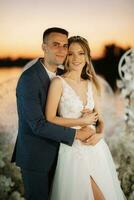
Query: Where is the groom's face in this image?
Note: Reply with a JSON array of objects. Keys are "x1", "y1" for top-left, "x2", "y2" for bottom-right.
[{"x1": 42, "y1": 32, "x2": 68, "y2": 66}]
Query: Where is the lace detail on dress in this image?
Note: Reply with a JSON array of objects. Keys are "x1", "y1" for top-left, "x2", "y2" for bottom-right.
[{"x1": 56, "y1": 76, "x2": 94, "y2": 120}]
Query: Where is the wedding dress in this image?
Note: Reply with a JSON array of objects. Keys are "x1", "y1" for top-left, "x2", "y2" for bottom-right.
[{"x1": 50, "y1": 76, "x2": 126, "y2": 200}]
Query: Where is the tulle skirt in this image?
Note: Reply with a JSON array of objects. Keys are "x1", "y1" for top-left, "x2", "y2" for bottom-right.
[{"x1": 50, "y1": 138, "x2": 126, "y2": 200}]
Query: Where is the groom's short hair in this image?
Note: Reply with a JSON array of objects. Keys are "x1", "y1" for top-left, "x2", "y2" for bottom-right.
[{"x1": 43, "y1": 27, "x2": 68, "y2": 42}]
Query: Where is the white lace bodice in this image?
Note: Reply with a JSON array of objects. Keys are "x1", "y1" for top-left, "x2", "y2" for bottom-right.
[{"x1": 57, "y1": 76, "x2": 95, "y2": 120}]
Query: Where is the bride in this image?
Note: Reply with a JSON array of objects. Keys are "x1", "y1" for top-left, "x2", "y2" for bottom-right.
[{"x1": 45, "y1": 36, "x2": 126, "y2": 200}]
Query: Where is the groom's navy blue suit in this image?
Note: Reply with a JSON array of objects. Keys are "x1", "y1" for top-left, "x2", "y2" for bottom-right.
[{"x1": 11, "y1": 59, "x2": 75, "y2": 200}]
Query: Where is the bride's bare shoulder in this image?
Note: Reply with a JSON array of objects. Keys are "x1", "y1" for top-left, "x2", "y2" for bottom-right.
[{"x1": 50, "y1": 76, "x2": 63, "y2": 89}]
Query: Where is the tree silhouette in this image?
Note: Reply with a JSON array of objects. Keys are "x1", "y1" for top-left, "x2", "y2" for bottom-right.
[{"x1": 93, "y1": 44, "x2": 130, "y2": 91}]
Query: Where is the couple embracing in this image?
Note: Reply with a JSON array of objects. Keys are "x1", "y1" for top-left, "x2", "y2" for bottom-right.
[{"x1": 12, "y1": 27, "x2": 126, "y2": 200}]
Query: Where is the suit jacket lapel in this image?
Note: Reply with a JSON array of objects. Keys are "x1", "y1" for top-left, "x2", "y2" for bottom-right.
[
  {"x1": 35, "y1": 59, "x2": 64, "y2": 89},
  {"x1": 35, "y1": 59, "x2": 50, "y2": 92}
]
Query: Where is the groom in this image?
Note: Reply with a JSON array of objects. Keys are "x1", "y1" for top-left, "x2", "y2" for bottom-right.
[{"x1": 11, "y1": 27, "x2": 95, "y2": 200}]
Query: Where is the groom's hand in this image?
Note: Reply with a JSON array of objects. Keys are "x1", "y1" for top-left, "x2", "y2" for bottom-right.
[
  {"x1": 75, "y1": 126, "x2": 95, "y2": 141},
  {"x1": 82, "y1": 133, "x2": 103, "y2": 146}
]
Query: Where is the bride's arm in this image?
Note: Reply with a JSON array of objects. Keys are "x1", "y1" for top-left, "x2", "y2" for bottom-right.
[{"x1": 45, "y1": 77, "x2": 95, "y2": 127}]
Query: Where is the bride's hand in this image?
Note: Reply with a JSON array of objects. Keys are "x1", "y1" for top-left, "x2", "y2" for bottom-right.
[
  {"x1": 82, "y1": 133, "x2": 103, "y2": 146},
  {"x1": 80, "y1": 111, "x2": 99, "y2": 126},
  {"x1": 81, "y1": 108, "x2": 92, "y2": 117}
]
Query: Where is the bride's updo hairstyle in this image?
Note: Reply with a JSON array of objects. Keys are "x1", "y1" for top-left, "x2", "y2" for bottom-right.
[{"x1": 64, "y1": 36, "x2": 100, "y2": 93}]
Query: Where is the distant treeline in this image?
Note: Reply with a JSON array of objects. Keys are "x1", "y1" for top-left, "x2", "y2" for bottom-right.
[
  {"x1": 0, "y1": 44, "x2": 131, "y2": 91},
  {"x1": 0, "y1": 57, "x2": 31, "y2": 67},
  {"x1": 93, "y1": 44, "x2": 130, "y2": 91}
]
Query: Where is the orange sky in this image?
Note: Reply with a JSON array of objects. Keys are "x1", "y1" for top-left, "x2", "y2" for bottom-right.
[{"x1": 1, "y1": 0, "x2": 134, "y2": 59}]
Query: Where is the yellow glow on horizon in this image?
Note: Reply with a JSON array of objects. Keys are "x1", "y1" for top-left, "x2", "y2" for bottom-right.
[{"x1": 0, "y1": 35, "x2": 133, "y2": 59}]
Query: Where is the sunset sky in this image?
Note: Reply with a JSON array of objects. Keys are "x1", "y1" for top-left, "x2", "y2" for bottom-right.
[{"x1": 1, "y1": 0, "x2": 134, "y2": 58}]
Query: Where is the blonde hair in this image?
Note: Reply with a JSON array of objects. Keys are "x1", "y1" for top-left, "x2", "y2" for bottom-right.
[{"x1": 64, "y1": 36, "x2": 101, "y2": 94}]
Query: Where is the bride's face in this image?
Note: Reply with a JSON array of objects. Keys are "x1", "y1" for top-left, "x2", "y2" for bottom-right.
[{"x1": 68, "y1": 42, "x2": 86, "y2": 72}]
